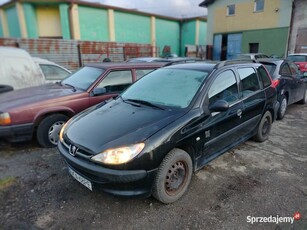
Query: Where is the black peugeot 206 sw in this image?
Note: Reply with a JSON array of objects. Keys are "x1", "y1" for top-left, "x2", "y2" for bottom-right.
[{"x1": 58, "y1": 62, "x2": 278, "y2": 204}]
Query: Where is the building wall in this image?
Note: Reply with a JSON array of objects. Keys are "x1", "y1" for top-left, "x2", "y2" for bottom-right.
[
  {"x1": 242, "y1": 27, "x2": 289, "y2": 58},
  {"x1": 114, "y1": 11, "x2": 151, "y2": 44},
  {"x1": 6, "y1": 6, "x2": 20, "y2": 37},
  {"x1": 156, "y1": 18, "x2": 180, "y2": 55},
  {"x1": 206, "y1": 0, "x2": 292, "y2": 44},
  {"x1": 288, "y1": 0, "x2": 307, "y2": 53},
  {"x1": 36, "y1": 6, "x2": 62, "y2": 37},
  {"x1": 23, "y1": 3, "x2": 38, "y2": 38},
  {"x1": 78, "y1": 6, "x2": 109, "y2": 41},
  {"x1": 0, "y1": 1, "x2": 205, "y2": 56},
  {"x1": 59, "y1": 4, "x2": 71, "y2": 39},
  {"x1": 198, "y1": 20, "x2": 207, "y2": 45}
]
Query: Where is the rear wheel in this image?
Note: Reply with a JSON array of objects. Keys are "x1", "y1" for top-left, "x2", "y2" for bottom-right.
[
  {"x1": 277, "y1": 95, "x2": 287, "y2": 120},
  {"x1": 36, "y1": 114, "x2": 68, "y2": 148},
  {"x1": 253, "y1": 111, "x2": 272, "y2": 142},
  {"x1": 153, "y1": 148, "x2": 193, "y2": 204}
]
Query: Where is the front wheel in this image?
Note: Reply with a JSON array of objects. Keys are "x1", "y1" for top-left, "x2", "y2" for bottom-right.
[
  {"x1": 152, "y1": 148, "x2": 193, "y2": 204},
  {"x1": 253, "y1": 111, "x2": 272, "y2": 142},
  {"x1": 36, "y1": 114, "x2": 68, "y2": 148}
]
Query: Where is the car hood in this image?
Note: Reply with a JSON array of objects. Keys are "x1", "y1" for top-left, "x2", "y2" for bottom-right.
[
  {"x1": 65, "y1": 99, "x2": 185, "y2": 153},
  {"x1": 0, "y1": 83, "x2": 80, "y2": 110}
]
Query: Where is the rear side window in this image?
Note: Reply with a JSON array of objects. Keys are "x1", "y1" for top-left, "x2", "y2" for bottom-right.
[
  {"x1": 258, "y1": 65, "x2": 272, "y2": 88},
  {"x1": 280, "y1": 63, "x2": 291, "y2": 75},
  {"x1": 40, "y1": 64, "x2": 70, "y2": 80},
  {"x1": 289, "y1": 62, "x2": 300, "y2": 75},
  {"x1": 208, "y1": 70, "x2": 239, "y2": 104},
  {"x1": 238, "y1": 67, "x2": 260, "y2": 97},
  {"x1": 97, "y1": 70, "x2": 133, "y2": 93}
]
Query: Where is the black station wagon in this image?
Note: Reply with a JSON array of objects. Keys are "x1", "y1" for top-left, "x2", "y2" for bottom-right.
[{"x1": 58, "y1": 62, "x2": 278, "y2": 203}]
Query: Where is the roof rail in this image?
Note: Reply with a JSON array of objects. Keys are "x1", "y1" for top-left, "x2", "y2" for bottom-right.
[{"x1": 214, "y1": 59, "x2": 257, "y2": 69}]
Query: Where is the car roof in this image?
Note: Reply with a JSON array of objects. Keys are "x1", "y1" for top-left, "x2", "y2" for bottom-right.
[
  {"x1": 288, "y1": 53, "x2": 307, "y2": 56},
  {"x1": 85, "y1": 62, "x2": 167, "y2": 69},
  {"x1": 127, "y1": 57, "x2": 166, "y2": 62}
]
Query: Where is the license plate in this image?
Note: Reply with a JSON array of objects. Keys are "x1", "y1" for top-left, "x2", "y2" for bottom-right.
[{"x1": 68, "y1": 168, "x2": 92, "y2": 191}]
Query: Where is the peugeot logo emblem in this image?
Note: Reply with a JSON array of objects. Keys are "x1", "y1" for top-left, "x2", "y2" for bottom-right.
[{"x1": 69, "y1": 145, "x2": 78, "y2": 156}]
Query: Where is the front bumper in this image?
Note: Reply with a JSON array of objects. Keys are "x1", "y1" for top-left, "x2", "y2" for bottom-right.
[
  {"x1": 58, "y1": 141, "x2": 157, "y2": 198},
  {"x1": 0, "y1": 123, "x2": 34, "y2": 142}
]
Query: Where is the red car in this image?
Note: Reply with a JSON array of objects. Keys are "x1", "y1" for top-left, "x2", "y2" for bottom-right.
[
  {"x1": 0, "y1": 62, "x2": 165, "y2": 147},
  {"x1": 286, "y1": 53, "x2": 307, "y2": 73}
]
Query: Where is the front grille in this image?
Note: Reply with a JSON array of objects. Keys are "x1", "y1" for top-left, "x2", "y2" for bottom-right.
[{"x1": 62, "y1": 137, "x2": 94, "y2": 159}]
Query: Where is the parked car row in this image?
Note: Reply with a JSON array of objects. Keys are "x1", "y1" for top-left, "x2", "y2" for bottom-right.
[
  {"x1": 0, "y1": 46, "x2": 71, "y2": 93},
  {"x1": 0, "y1": 56, "x2": 306, "y2": 204}
]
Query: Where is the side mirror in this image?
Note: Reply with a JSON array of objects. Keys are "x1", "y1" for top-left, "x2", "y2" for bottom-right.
[
  {"x1": 209, "y1": 100, "x2": 229, "y2": 112},
  {"x1": 93, "y1": 87, "x2": 106, "y2": 96}
]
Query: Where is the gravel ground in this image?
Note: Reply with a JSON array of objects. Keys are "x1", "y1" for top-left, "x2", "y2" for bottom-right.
[{"x1": 0, "y1": 104, "x2": 306, "y2": 230}]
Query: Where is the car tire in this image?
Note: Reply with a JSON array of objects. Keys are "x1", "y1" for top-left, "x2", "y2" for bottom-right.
[
  {"x1": 152, "y1": 148, "x2": 193, "y2": 204},
  {"x1": 253, "y1": 111, "x2": 272, "y2": 142},
  {"x1": 0, "y1": 84, "x2": 13, "y2": 94},
  {"x1": 298, "y1": 88, "x2": 307, "y2": 104},
  {"x1": 277, "y1": 95, "x2": 287, "y2": 120},
  {"x1": 36, "y1": 114, "x2": 68, "y2": 148}
]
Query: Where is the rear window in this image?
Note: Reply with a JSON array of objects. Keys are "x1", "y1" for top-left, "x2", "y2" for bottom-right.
[
  {"x1": 257, "y1": 65, "x2": 272, "y2": 88},
  {"x1": 261, "y1": 63, "x2": 277, "y2": 79},
  {"x1": 286, "y1": 55, "x2": 307, "y2": 62}
]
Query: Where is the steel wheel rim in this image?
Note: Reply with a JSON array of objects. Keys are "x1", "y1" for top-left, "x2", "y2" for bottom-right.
[
  {"x1": 165, "y1": 161, "x2": 188, "y2": 196},
  {"x1": 48, "y1": 121, "x2": 65, "y2": 145},
  {"x1": 280, "y1": 98, "x2": 287, "y2": 117},
  {"x1": 262, "y1": 117, "x2": 269, "y2": 136}
]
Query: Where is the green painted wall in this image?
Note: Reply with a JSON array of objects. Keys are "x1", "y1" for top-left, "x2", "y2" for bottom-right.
[
  {"x1": 23, "y1": 3, "x2": 38, "y2": 38},
  {"x1": 242, "y1": 27, "x2": 289, "y2": 58},
  {"x1": 199, "y1": 20, "x2": 207, "y2": 45},
  {"x1": 114, "y1": 11, "x2": 150, "y2": 44},
  {"x1": 181, "y1": 21, "x2": 196, "y2": 54},
  {"x1": 0, "y1": 18, "x2": 3, "y2": 37},
  {"x1": 59, "y1": 4, "x2": 71, "y2": 39},
  {"x1": 78, "y1": 6, "x2": 108, "y2": 41},
  {"x1": 156, "y1": 18, "x2": 180, "y2": 56},
  {"x1": 6, "y1": 6, "x2": 21, "y2": 37}
]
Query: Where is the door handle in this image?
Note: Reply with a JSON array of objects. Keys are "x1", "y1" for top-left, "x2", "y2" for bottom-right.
[{"x1": 237, "y1": 109, "x2": 242, "y2": 118}]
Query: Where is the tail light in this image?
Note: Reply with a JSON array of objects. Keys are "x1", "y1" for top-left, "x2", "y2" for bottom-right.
[{"x1": 272, "y1": 79, "x2": 280, "y2": 88}]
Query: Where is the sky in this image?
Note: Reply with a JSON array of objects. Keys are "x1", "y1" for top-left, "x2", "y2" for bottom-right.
[{"x1": 0, "y1": 0, "x2": 207, "y2": 18}]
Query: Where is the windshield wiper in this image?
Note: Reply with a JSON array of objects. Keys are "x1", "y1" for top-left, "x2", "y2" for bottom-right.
[
  {"x1": 64, "y1": 83, "x2": 76, "y2": 92},
  {"x1": 125, "y1": 99, "x2": 165, "y2": 110}
]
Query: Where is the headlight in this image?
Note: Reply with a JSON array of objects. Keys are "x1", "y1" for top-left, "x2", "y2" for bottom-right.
[
  {"x1": 59, "y1": 122, "x2": 68, "y2": 143},
  {"x1": 91, "y1": 143, "x2": 145, "y2": 165},
  {"x1": 0, "y1": 112, "x2": 11, "y2": 125}
]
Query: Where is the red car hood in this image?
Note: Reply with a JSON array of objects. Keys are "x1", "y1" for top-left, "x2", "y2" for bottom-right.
[{"x1": 0, "y1": 83, "x2": 82, "y2": 111}]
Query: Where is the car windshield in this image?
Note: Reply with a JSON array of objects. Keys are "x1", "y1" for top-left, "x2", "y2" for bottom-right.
[
  {"x1": 286, "y1": 55, "x2": 307, "y2": 62},
  {"x1": 122, "y1": 68, "x2": 209, "y2": 109},
  {"x1": 61, "y1": 66, "x2": 105, "y2": 91}
]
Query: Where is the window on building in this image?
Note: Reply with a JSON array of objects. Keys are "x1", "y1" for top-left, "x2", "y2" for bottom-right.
[
  {"x1": 227, "y1": 5, "x2": 235, "y2": 16},
  {"x1": 249, "y1": 43, "x2": 259, "y2": 53},
  {"x1": 254, "y1": 0, "x2": 264, "y2": 12}
]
